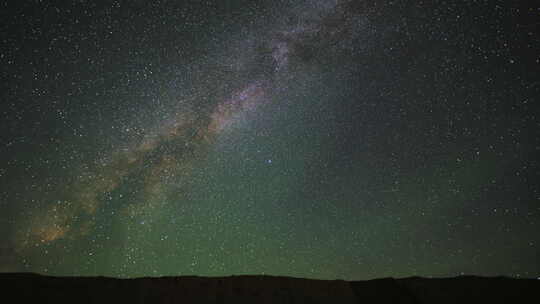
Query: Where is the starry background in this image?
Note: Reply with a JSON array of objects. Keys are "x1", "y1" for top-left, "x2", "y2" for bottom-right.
[{"x1": 1, "y1": 0, "x2": 539, "y2": 280}]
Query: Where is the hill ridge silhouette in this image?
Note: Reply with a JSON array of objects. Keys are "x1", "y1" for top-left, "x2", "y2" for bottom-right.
[{"x1": 1, "y1": 272, "x2": 538, "y2": 303}]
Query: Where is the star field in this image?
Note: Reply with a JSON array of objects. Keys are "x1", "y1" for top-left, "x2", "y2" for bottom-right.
[{"x1": 1, "y1": 0, "x2": 539, "y2": 279}]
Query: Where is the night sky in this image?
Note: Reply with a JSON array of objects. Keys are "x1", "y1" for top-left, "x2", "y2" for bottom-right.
[{"x1": 1, "y1": 1, "x2": 539, "y2": 280}]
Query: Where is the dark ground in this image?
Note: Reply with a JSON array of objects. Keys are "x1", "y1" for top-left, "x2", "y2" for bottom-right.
[{"x1": 1, "y1": 273, "x2": 538, "y2": 303}]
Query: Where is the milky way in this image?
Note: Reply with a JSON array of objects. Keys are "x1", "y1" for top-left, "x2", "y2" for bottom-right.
[
  {"x1": 9, "y1": 0, "x2": 367, "y2": 273},
  {"x1": 1, "y1": 1, "x2": 539, "y2": 279}
]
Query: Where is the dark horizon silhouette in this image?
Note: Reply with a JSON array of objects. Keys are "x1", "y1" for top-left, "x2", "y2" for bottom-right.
[{"x1": 2, "y1": 272, "x2": 539, "y2": 303}]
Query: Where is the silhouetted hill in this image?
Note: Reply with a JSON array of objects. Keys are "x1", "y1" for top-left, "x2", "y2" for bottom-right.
[{"x1": 0, "y1": 273, "x2": 538, "y2": 303}]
